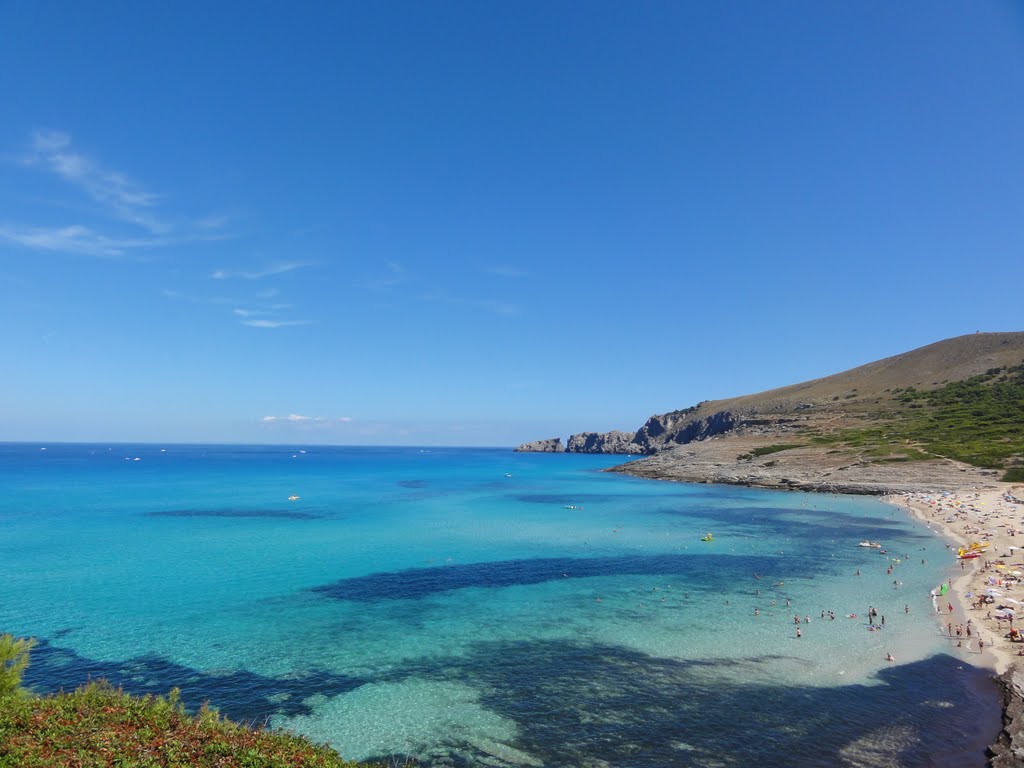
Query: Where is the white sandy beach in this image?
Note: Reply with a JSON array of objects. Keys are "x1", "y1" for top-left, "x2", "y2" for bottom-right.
[{"x1": 886, "y1": 484, "x2": 1024, "y2": 674}]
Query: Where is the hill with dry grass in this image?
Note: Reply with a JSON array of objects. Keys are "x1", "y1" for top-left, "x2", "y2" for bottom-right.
[{"x1": 522, "y1": 332, "x2": 1024, "y2": 494}]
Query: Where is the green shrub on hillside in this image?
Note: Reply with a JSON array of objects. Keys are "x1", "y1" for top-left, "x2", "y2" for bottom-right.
[
  {"x1": 738, "y1": 444, "x2": 804, "y2": 460},
  {"x1": 0, "y1": 680, "x2": 362, "y2": 768},
  {"x1": 0, "y1": 634, "x2": 35, "y2": 699},
  {"x1": 819, "y1": 363, "x2": 1024, "y2": 471},
  {"x1": 0, "y1": 634, "x2": 367, "y2": 768}
]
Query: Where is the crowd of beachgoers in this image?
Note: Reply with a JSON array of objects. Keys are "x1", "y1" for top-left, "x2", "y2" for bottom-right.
[{"x1": 889, "y1": 486, "x2": 1024, "y2": 673}]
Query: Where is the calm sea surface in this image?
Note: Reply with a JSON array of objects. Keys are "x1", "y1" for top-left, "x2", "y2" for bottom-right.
[{"x1": 0, "y1": 443, "x2": 1001, "y2": 766}]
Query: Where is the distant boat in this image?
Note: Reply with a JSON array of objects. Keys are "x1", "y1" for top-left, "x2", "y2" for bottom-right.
[
  {"x1": 288, "y1": 494, "x2": 300, "y2": 501},
  {"x1": 858, "y1": 541, "x2": 882, "y2": 548}
]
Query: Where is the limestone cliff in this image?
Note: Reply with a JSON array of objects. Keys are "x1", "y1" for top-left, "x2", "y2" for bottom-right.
[
  {"x1": 515, "y1": 437, "x2": 564, "y2": 453},
  {"x1": 566, "y1": 431, "x2": 643, "y2": 454},
  {"x1": 632, "y1": 408, "x2": 737, "y2": 452}
]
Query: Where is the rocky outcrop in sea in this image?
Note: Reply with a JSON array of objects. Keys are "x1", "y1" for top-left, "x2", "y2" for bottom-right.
[
  {"x1": 514, "y1": 438, "x2": 564, "y2": 453},
  {"x1": 518, "y1": 407, "x2": 741, "y2": 456}
]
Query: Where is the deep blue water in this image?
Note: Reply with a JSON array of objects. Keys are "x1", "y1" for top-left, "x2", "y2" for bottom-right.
[{"x1": 0, "y1": 443, "x2": 1001, "y2": 766}]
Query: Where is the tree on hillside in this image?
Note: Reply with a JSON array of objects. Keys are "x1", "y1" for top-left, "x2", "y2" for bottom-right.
[{"x1": 0, "y1": 634, "x2": 36, "y2": 698}]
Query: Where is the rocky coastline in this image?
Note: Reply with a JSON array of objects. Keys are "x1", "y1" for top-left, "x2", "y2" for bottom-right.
[
  {"x1": 565, "y1": 430, "x2": 643, "y2": 454},
  {"x1": 991, "y1": 666, "x2": 1024, "y2": 766},
  {"x1": 514, "y1": 437, "x2": 564, "y2": 452},
  {"x1": 605, "y1": 442, "x2": 1005, "y2": 496},
  {"x1": 514, "y1": 333, "x2": 1024, "y2": 765}
]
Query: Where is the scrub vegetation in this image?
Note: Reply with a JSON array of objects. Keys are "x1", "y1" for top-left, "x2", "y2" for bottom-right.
[
  {"x1": 0, "y1": 634, "x2": 368, "y2": 768},
  {"x1": 738, "y1": 444, "x2": 805, "y2": 460},
  {"x1": 812, "y1": 364, "x2": 1024, "y2": 480}
]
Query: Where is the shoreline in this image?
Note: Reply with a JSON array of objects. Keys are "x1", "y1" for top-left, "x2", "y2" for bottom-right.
[
  {"x1": 613, "y1": 456, "x2": 1024, "y2": 763},
  {"x1": 884, "y1": 485, "x2": 1024, "y2": 675},
  {"x1": 883, "y1": 483, "x2": 1024, "y2": 765}
]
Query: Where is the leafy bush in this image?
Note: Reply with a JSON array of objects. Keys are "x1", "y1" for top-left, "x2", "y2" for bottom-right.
[
  {"x1": 0, "y1": 635, "x2": 369, "y2": 767},
  {"x1": 0, "y1": 634, "x2": 35, "y2": 699},
  {"x1": 820, "y1": 363, "x2": 1024, "y2": 470}
]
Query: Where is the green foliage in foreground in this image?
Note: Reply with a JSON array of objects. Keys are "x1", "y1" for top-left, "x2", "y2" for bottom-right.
[
  {"x1": 0, "y1": 681, "x2": 365, "y2": 768},
  {"x1": 0, "y1": 634, "x2": 35, "y2": 699},
  {"x1": 0, "y1": 634, "x2": 370, "y2": 768},
  {"x1": 817, "y1": 364, "x2": 1024, "y2": 479}
]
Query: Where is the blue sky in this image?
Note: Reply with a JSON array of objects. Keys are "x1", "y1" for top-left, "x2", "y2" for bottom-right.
[{"x1": 1, "y1": 2, "x2": 1022, "y2": 446}]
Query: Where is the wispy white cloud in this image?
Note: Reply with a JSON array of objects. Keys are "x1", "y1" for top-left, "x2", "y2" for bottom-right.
[
  {"x1": 211, "y1": 261, "x2": 313, "y2": 280},
  {"x1": 262, "y1": 413, "x2": 325, "y2": 423},
  {"x1": 230, "y1": 296, "x2": 304, "y2": 328},
  {"x1": 241, "y1": 318, "x2": 310, "y2": 328},
  {"x1": 27, "y1": 129, "x2": 166, "y2": 233},
  {"x1": 6, "y1": 129, "x2": 232, "y2": 259},
  {"x1": 0, "y1": 224, "x2": 171, "y2": 258},
  {"x1": 260, "y1": 414, "x2": 354, "y2": 428}
]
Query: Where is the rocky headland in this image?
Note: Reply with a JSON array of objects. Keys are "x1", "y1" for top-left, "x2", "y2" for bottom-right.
[
  {"x1": 565, "y1": 430, "x2": 644, "y2": 454},
  {"x1": 514, "y1": 437, "x2": 564, "y2": 453},
  {"x1": 517, "y1": 332, "x2": 1024, "y2": 495}
]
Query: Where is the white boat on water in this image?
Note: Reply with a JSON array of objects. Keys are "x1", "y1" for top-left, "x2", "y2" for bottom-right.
[{"x1": 858, "y1": 541, "x2": 882, "y2": 548}]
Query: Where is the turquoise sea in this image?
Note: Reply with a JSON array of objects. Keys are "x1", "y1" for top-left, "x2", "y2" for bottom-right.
[{"x1": 0, "y1": 443, "x2": 1001, "y2": 766}]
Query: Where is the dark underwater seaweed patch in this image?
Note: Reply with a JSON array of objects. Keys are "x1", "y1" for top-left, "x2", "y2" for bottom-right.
[
  {"x1": 21, "y1": 639, "x2": 363, "y2": 722},
  {"x1": 17, "y1": 638, "x2": 1001, "y2": 767},
  {"x1": 310, "y1": 553, "x2": 819, "y2": 603},
  {"x1": 393, "y1": 640, "x2": 1000, "y2": 768}
]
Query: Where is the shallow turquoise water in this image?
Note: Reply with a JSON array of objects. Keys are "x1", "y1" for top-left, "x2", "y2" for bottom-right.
[{"x1": 0, "y1": 443, "x2": 1001, "y2": 766}]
